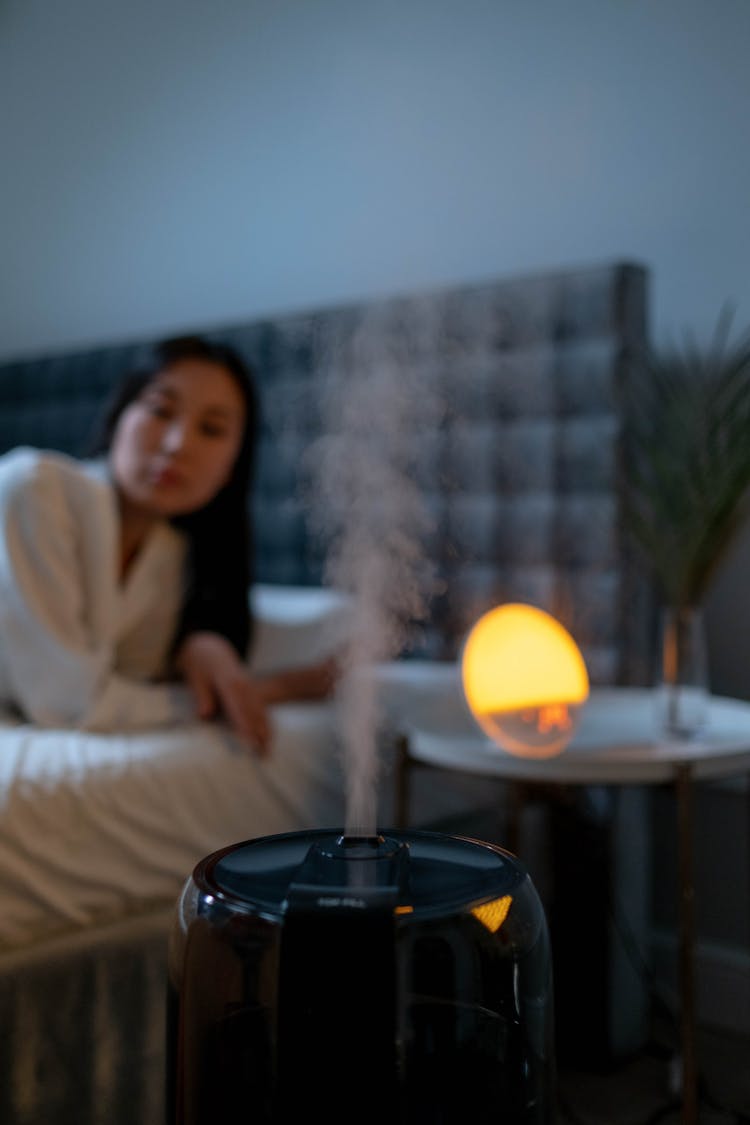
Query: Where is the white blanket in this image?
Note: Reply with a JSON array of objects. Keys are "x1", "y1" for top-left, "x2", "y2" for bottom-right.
[{"x1": 0, "y1": 703, "x2": 346, "y2": 953}]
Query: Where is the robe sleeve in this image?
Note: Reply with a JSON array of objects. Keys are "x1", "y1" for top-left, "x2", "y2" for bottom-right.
[{"x1": 0, "y1": 449, "x2": 195, "y2": 731}]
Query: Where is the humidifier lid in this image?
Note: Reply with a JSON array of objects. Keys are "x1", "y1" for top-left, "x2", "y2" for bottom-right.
[{"x1": 194, "y1": 828, "x2": 526, "y2": 921}]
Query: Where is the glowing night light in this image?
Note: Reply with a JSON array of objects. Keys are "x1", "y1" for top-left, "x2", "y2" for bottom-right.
[{"x1": 461, "y1": 603, "x2": 590, "y2": 759}]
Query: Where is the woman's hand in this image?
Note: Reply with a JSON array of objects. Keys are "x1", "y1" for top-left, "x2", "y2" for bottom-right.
[
  {"x1": 175, "y1": 632, "x2": 273, "y2": 756},
  {"x1": 175, "y1": 635, "x2": 342, "y2": 755}
]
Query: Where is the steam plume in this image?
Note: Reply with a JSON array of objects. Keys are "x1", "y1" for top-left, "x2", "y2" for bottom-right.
[{"x1": 308, "y1": 298, "x2": 443, "y2": 835}]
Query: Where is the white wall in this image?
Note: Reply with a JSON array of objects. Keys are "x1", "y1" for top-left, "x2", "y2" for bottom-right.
[{"x1": 1, "y1": 0, "x2": 749, "y2": 361}]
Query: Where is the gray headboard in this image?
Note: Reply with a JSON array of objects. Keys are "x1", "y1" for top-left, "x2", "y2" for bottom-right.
[{"x1": 0, "y1": 260, "x2": 652, "y2": 684}]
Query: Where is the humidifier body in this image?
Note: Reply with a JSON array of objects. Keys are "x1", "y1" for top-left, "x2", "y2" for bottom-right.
[{"x1": 167, "y1": 828, "x2": 555, "y2": 1124}]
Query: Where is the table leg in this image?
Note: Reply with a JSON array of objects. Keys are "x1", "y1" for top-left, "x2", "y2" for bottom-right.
[{"x1": 675, "y1": 763, "x2": 698, "y2": 1125}]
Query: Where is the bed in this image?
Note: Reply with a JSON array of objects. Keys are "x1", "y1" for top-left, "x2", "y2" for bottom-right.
[{"x1": 0, "y1": 260, "x2": 652, "y2": 1124}]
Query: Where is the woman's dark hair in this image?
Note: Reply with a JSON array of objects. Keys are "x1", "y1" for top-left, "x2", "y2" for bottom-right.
[{"x1": 89, "y1": 334, "x2": 260, "y2": 657}]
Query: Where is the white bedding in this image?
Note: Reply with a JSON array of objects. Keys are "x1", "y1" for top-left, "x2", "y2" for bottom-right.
[
  {"x1": 0, "y1": 703, "x2": 346, "y2": 953},
  {"x1": 0, "y1": 583, "x2": 358, "y2": 954}
]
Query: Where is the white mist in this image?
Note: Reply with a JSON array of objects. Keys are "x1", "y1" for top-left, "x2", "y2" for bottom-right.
[{"x1": 308, "y1": 299, "x2": 443, "y2": 836}]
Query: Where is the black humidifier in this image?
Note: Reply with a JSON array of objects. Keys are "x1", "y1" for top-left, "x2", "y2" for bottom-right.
[{"x1": 167, "y1": 828, "x2": 555, "y2": 1124}]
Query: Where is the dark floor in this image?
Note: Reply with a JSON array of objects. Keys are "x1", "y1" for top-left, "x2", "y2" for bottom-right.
[{"x1": 555, "y1": 1018, "x2": 750, "y2": 1124}]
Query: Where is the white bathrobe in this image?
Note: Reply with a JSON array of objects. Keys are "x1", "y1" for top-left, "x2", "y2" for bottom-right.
[{"x1": 0, "y1": 446, "x2": 195, "y2": 730}]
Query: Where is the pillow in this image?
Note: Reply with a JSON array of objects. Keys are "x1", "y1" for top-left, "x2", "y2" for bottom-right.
[{"x1": 247, "y1": 584, "x2": 353, "y2": 674}]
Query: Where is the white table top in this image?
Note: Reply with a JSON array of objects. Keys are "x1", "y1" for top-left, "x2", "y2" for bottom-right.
[{"x1": 374, "y1": 661, "x2": 750, "y2": 785}]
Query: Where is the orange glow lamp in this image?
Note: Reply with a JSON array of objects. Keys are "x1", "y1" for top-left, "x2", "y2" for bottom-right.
[{"x1": 461, "y1": 603, "x2": 589, "y2": 759}]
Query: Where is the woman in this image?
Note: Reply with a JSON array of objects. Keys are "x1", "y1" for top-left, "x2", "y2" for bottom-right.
[{"x1": 0, "y1": 335, "x2": 337, "y2": 754}]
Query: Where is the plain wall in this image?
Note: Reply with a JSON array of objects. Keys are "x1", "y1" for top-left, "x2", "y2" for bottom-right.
[{"x1": 1, "y1": 0, "x2": 749, "y2": 363}]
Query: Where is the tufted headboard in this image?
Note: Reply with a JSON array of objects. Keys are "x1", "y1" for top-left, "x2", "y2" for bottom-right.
[{"x1": 0, "y1": 260, "x2": 652, "y2": 684}]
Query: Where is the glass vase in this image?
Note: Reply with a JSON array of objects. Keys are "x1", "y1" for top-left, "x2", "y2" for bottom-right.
[{"x1": 655, "y1": 605, "x2": 709, "y2": 738}]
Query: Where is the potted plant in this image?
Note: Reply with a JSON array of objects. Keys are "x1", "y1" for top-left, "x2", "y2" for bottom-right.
[{"x1": 623, "y1": 307, "x2": 750, "y2": 734}]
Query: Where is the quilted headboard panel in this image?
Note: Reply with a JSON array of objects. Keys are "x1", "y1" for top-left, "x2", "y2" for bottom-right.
[{"x1": 0, "y1": 260, "x2": 652, "y2": 684}]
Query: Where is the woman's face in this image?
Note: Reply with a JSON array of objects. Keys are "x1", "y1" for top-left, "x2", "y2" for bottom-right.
[{"x1": 110, "y1": 358, "x2": 247, "y2": 519}]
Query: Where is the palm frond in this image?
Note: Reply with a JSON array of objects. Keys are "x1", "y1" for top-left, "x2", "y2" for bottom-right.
[{"x1": 623, "y1": 307, "x2": 750, "y2": 608}]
